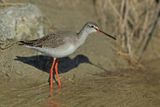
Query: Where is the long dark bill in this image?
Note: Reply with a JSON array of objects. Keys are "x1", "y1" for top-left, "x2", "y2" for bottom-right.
[{"x1": 98, "y1": 29, "x2": 116, "y2": 40}]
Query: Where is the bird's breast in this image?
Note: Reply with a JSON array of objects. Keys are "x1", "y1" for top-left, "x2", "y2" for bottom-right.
[{"x1": 41, "y1": 44, "x2": 77, "y2": 58}]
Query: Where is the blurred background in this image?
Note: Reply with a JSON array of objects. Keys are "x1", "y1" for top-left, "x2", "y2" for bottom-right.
[{"x1": 0, "y1": 0, "x2": 159, "y2": 107}]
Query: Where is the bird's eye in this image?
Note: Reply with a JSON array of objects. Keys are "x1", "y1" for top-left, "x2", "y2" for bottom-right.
[{"x1": 90, "y1": 25, "x2": 94, "y2": 28}]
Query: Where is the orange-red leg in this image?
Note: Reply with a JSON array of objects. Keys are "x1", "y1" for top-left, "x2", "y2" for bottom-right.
[
  {"x1": 50, "y1": 58, "x2": 56, "y2": 95},
  {"x1": 55, "y1": 60, "x2": 61, "y2": 89}
]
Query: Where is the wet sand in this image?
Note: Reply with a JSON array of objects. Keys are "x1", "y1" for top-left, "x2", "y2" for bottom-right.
[{"x1": 1, "y1": 53, "x2": 160, "y2": 107}]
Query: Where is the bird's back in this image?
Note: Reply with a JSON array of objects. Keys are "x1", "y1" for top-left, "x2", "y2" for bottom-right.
[{"x1": 20, "y1": 31, "x2": 78, "y2": 48}]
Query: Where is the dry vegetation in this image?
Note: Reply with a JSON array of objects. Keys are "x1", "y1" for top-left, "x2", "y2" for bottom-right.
[{"x1": 94, "y1": 0, "x2": 160, "y2": 65}]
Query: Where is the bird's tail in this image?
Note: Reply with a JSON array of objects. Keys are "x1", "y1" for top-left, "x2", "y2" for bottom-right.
[
  {"x1": 18, "y1": 41, "x2": 37, "y2": 49},
  {"x1": 18, "y1": 41, "x2": 34, "y2": 46}
]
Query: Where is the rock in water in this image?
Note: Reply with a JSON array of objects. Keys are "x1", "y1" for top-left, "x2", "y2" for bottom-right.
[{"x1": 0, "y1": 3, "x2": 45, "y2": 49}]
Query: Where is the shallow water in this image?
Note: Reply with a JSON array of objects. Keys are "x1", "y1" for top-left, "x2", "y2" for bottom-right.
[{"x1": 1, "y1": 67, "x2": 160, "y2": 107}]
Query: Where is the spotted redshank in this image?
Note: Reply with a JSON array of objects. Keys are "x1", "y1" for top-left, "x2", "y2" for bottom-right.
[{"x1": 20, "y1": 22, "x2": 116, "y2": 93}]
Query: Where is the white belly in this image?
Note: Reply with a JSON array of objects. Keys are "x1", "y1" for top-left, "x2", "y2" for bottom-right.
[{"x1": 25, "y1": 44, "x2": 77, "y2": 58}]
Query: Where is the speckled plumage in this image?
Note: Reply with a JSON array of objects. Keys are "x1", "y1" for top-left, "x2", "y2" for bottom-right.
[{"x1": 21, "y1": 31, "x2": 78, "y2": 48}]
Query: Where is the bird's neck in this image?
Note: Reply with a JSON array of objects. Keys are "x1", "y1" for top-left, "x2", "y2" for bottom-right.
[{"x1": 76, "y1": 29, "x2": 89, "y2": 47}]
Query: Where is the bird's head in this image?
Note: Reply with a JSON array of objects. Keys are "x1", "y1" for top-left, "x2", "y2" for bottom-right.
[
  {"x1": 84, "y1": 22, "x2": 99, "y2": 33},
  {"x1": 84, "y1": 22, "x2": 116, "y2": 40}
]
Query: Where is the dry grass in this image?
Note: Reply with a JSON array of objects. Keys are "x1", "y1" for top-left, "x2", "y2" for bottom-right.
[{"x1": 94, "y1": 0, "x2": 160, "y2": 65}]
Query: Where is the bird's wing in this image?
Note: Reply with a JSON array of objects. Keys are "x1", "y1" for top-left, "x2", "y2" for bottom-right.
[{"x1": 20, "y1": 33, "x2": 66, "y2": 48}]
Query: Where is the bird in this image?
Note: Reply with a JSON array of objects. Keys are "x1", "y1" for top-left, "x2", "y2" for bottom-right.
[{"x1": 20, "y1": 22, "x2": 116, "y2": 94}]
